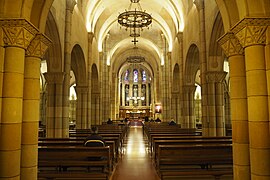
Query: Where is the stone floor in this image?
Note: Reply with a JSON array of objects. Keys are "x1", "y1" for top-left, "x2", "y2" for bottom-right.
[{"x1": 111, "y1": 126, "x2": 233, "y2": 180}]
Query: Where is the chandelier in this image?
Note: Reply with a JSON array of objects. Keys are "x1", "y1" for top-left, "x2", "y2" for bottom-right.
[{"x1": 118, "y1": 0, "x2": 152, "y2": 45}]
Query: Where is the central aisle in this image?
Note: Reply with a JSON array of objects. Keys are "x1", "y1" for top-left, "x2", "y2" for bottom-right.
[{"x1": 111, "y1": 126, "x2": 160, "y2": 180}]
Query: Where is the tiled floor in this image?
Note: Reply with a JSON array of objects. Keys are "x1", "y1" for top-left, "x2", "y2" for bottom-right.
[{"x1": 111, "y1": 126, "x2": 160, "y2": 180}]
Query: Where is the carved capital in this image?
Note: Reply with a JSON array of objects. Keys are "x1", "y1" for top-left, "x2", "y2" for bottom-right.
[
  {"x1": 26, "y1": 33, "x2": 52, "y2": 58},
  {"x1": 66, "y1": 0, "x2": 77, "y2": 13},
  {"x1": 44, "y1": 72, "x2": 65, "y2": 84},
  {"x1": 0, "y1": 18, "x2": 38, "y2": 49},
  {"x1": 231, "y1": 18, "x2": 270, "y2": 47},
  {"x1": 206, "y1": 71, "x2": 227, "y2": 83},
  {"x1": 193, "y1": 0, "x2": 204, "y2": 10},
  {"x1": 218, "y1": 32, "x2": 244, "y2": 57}
]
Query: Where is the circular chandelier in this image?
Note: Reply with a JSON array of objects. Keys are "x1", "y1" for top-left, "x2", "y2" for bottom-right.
[{"x1": 118, "y1": 0, "x2": 152, "y2": 44}]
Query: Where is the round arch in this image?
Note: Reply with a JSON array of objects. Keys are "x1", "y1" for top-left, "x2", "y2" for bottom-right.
[
  {"x1": 71, "y1": 44, "x2": 87, "y2": 86},
  {"x1": 184, "y1": 44, "x2": 200, "y2": 85}
]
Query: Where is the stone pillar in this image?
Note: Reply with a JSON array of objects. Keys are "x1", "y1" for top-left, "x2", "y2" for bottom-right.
[
  {"x1": 194, "y1": 0, "x2": 208, "y2": 136},
  {"x1": 62, "y1": 0, "x2": 77, "y2": 137},
  {"x1": 162, "y1": 52, "x2": 172, "y2": 122},
  {"x1": 0, "y1": 19, "x2": 37, "y2": 180},
  {"x1": 99, "y1": 52, "x2": 105, "y2": 122},
  {"x1": 0, "y1": 26, "x2": 4, "y2": 129},
  {"x1": 75, "y1": 86, "x2": 88, "y2": 129},
  {"x1": 87, "y1": 32, "x2": 94, "y2": 128},
  {"x1": 44, "y1": 72, "x2": 65, "y2": 137},
  {"x1": 206, "y1": 71, "x2": 227, "y2": 136},
  {"x1": 183, "y1": 85, "x2": 196, "y2": 128},
  {"x1": 219, "y1": 32, "x2": 250, "y2": 180},
  {"x1": 266, "y1": 27, "x2": 270, "y2": 144},
  {"x1": 22, "y1": 34, "x2": 50, "y2": 180},
  {"x1": 232, "y1": 18, "x2": 270, "y2": 179},
  {"x1": 177, "y1": 32, "x2": 184, "y2": 126},
  {"x1": 110, "y1": 73, "x2": 117, "y2": 119}
]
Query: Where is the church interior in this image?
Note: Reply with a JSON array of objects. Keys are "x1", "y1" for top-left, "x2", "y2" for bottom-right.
[{"x1": 0, "y1": 0, "x2": 270, "y2": 179}]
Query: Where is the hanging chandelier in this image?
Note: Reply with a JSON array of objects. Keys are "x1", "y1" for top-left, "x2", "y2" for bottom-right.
[{"x1": 118, "y1": 0, "x2": 152, "y2": 45}]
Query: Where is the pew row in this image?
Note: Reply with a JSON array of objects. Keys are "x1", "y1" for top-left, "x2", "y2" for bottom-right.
[
  {"x1": 156, "y1": 144, "x2": 233, "y2": 180},
  {"x1": 38, "y1": 146, "x2": 111, "y2": 180}
]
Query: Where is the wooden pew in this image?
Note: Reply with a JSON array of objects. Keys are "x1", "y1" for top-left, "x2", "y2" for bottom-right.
[
  {"x1": 152, "y1": 138, "x2": 232, "y2": 164},
  {"x1": 38, "y1": 146, "x2": 111, "y2": 180},
  {"x1": 156, "y1": 144, "x2": 233, "y2": 180},
  {"x1": 38, "y1": 139, "x2": 117, "y2": 165}
]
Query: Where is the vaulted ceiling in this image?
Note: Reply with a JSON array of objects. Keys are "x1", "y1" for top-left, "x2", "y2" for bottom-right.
[{"x1": 83, "y1": 0, "x2": 192, "y2": 73}]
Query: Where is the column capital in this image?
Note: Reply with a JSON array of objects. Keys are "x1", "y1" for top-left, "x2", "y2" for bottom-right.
[
  {"x1": 66, "y1": 0, "x2": 77, "y2": 13},
  {"x1": 231, "y1": 17, "x2": 270, "y2": 48},
  {"x1": 218, "y1": 32, "x2": 244, "y2": 57},
  {"x1": 193, "y1": 0, "x2": 204, "y2": 10},
  {"x1": 206, "y1": 71, "x2": 227, "y2": 83},
  {"x1": 0, "y1": 18, "x2": 38, "y2": 49},
  {"x1": 26, "y1": 33, "x2": 52, "y2": 58},
  {"x1": 43, "y1": 72, "x2": 65, "y2": 84}
]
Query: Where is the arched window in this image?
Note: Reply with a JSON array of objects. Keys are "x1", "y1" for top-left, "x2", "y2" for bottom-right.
[
  {"x1": 142, "y1": 70, "x2": 146, "y2": 82},
  {"x1": 124, "y1": 70, "x2": 129, "y2": 82},
  {"x1": 133, "y1": 69, "x2": 138, "y2": 83}
]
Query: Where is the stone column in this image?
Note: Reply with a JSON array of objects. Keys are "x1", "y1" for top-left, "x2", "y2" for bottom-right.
[
  {"x1": 110, "y1": 73, "x2": 117, "y2": 119},
  {"x1": 75, "y1": 86, "x2": 88, "y2": 129},
  {"x1": 219, "y1": 32, "x2": 250, "y2": 180},
  {"x1": 0, "y1": 26, "x2": 4, "y2": 130},
  {"x1": 0, "y1": 19, "x2": 37, "y2": 180},
  {"x1": 62, "y1": 0, "x2": 77, "y2": 137},
  {"x1": 177, "y1": 32, "x2": 184, "y2": 126},
  {"x1": 232, "y1": 18, "x2": 270, "y2": 179},
  {"x1": 99, "y1": 52, "x2": 105, "y2": 122},
  {"x1": 22, "y1": 34, "x2": 50, "y2": 180},
  {"x1": 266, "y1": 27, "x2": 270, "y2": 143},
  {"x1": 194, "y1": 0, "x2": 208, "y2": 136},
  {"x1": 162, "y1": 52, "x2": 172, "y2": 122},
  {"x1": 183, "y1": 85, "x2": 196, "y2": 128},
  {"x1": 87, "y1": 32, "x2": 94, "y2": 127},
  {"x1": 44, "y1": 72, "x2": 65, "y2": 137},
  {"x1": 206, "y1": 71, "x2": 227, "y2": 136}
]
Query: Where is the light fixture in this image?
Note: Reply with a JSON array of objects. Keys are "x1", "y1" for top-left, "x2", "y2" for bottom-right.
[{"x1": 118, "y1": 0, "x2": 152, "y2": 45}]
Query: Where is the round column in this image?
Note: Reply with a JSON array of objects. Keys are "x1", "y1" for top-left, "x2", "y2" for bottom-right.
[
  {"x1": 194, "y1": 0, "x2": 208, "y2": 136},
  {"x1": 22, "y1": 34, "x2": 50, "y2": 180},
  {"x1": 0, "y1": 19, "x2": 37, "y2": 180},
  {"x1": 44, "y1": 72, "x2": 65, "y2": 137},
  {"x1": 232, "y1": 18, "x2": 270, "y2": 179},
  {"x1": 62, "y1": 0, "x2": 77, "y2": 136},
  {"x1": 219, "y1": 32, "x2": 250, "y2": 179}
]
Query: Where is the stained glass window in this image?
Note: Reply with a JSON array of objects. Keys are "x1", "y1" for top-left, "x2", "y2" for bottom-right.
[
  {"x1": 124, "y1": 70, "x2": 129, "y2": 81},
  {"x1": 133, "y1": 69, "x2": 138, "y2": 83},
  {"x1": 142, "y1": 70, "x2": 146, "y2": 82}
]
